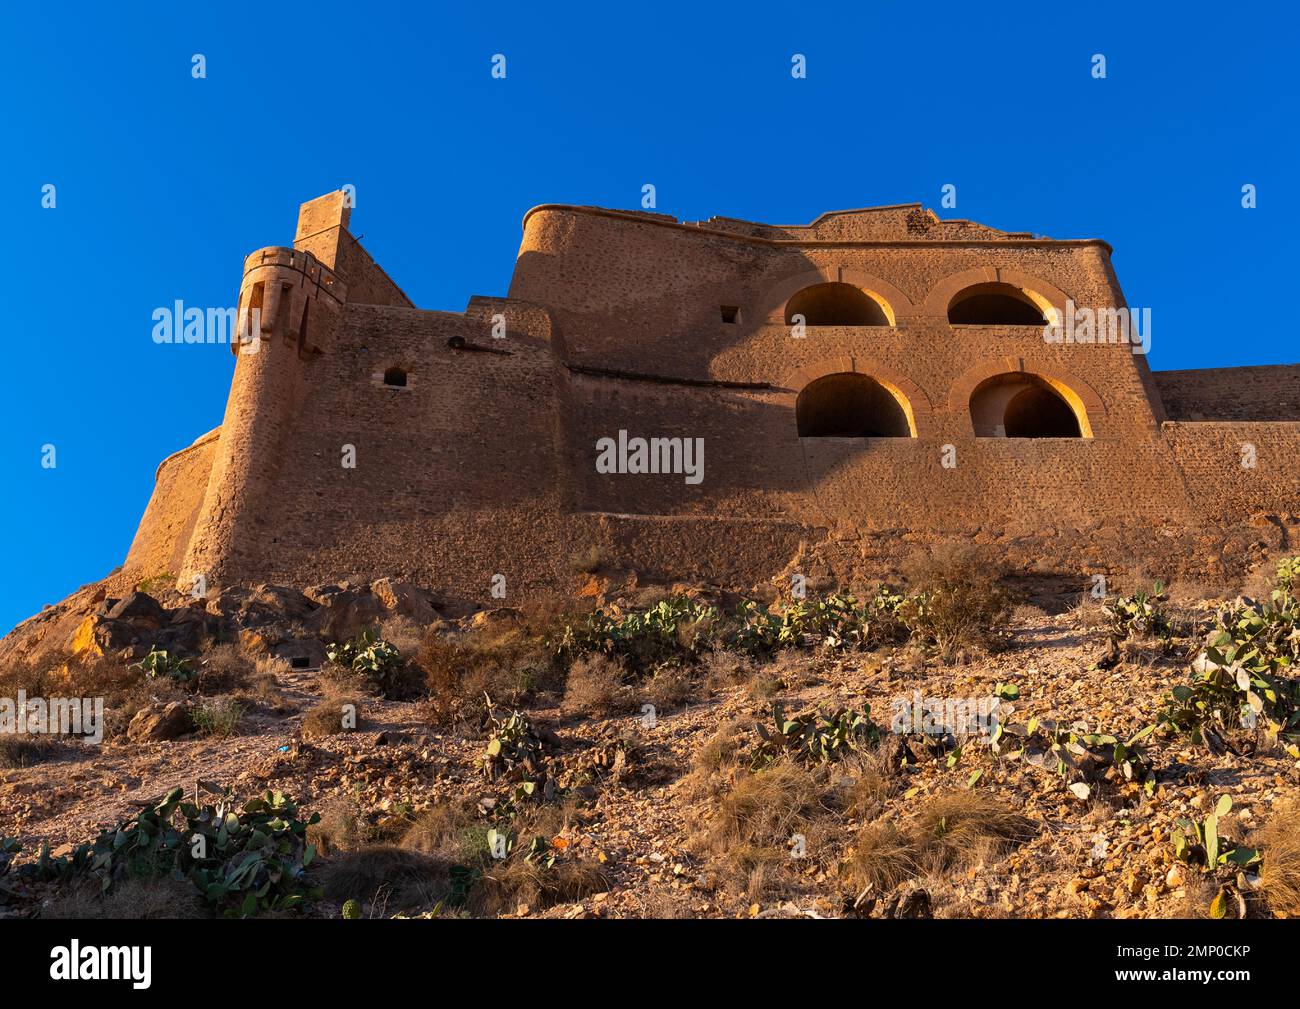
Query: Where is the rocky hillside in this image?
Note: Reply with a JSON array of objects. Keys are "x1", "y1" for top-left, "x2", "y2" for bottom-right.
[{"x1": 1, "y1": 551, "x2": 1298, "y2": 920}]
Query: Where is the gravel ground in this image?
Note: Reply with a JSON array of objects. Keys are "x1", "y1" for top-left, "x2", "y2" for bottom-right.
[{"x1": 2, "y1": 600, "x2": 1297, "y2": 920}]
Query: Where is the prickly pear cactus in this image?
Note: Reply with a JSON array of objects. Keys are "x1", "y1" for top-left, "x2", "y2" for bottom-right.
[{"x1": 342, "y1": 899, "x2": 361, "y2": 920}]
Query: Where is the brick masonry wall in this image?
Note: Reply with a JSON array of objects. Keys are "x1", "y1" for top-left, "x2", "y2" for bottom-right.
[
  {"x1": 122, "y1": 430, "x2": 220, "y2": 580},
  {"x1": 1153, "y1": 366, "x2": 1300, "y2": 421},
  {"x1": 118, "y1": 199, "x2": 1300, "y2": 606},
  {"x1": 1164, "y1": 421, "x2": 1300, "y2": 522}
]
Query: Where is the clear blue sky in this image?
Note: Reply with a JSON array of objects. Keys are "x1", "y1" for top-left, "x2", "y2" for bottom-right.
[{"x1": 1, "y1": 1, "x2": 1295, "y2": 635}]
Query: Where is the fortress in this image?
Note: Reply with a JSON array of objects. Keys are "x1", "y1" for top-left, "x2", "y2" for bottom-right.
[{"x1": 124, "y1": 192, "x2": 1300, "y2": 602}]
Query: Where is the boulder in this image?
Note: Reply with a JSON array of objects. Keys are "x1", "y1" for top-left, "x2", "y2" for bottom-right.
[
  {"x1": 469, "y1": 606, "x2": 522, "y2": 630},
  {"x1": 127, "y1": 701, "x2": 192, "y2": 742},
  {"x1": 370, "y1": 578, "x2": 437, "y2": 625},
  {"x1": 305, "y1": 584, "x2": 383, "y2": 642},
  {"x1": 245, "y1": 584, "x2": 317, "y2": 624},
  {"x1": 107, "y1": 592, "x2": 166, "y2": 628},
  {"x1": 204, "y1": 584, "x2": 316, "y2": 630},
  {"x1": 70, "y1": 614, "x2": 138, "y2": 658}
]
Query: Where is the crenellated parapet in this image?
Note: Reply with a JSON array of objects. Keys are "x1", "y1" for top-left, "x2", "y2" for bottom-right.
[{"x1": 236, "y1": 246, "x2": 346, "y2": 358}]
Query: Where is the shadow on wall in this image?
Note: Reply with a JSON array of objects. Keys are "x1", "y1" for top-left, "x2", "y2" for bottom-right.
[{"x1": 510, "y1": 238, "x2": 1104, "y2": 516}]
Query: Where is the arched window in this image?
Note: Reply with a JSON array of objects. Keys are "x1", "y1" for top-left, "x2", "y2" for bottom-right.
[
  {"x1": 796, "y1": 373, "x2": 912, "y2": 437},
  {"x1": 785, "y1": 283, "x2": 891, "y2": 326},
  {"x1": 948, "y1": 283, "x2": 1049, "y2": 326},
  {"x1": 383, "y1": 366, "x2": 407, "y2": 387},
  {"x1": 969, "y1": 373, "x2": 1085, "y2": 437}
]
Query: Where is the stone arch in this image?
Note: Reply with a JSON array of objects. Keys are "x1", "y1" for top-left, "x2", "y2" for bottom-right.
[
  {"x1": 919, "y1": 266, "x2": 1070, "y2": 325},
  {"x1": 948, "y1": 282, "x2": 1048, "y2": 325},
  {"x1": 760, "y1": 267, "x2": 914, "y2": 325},
  {"x1": 949, "y1": 359, "x2": 1102, "y2": 438},
  {"x1": 797, "y1": 373, "x2": 912, "y2": 437},
  {"x1": 786, "y1": 282, "x2": 889, "y2": 326},
  {"x1": 780, "y1": 357, "x2": 931, "y2": 437}
]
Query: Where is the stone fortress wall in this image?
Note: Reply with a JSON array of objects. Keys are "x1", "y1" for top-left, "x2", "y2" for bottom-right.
[{"x1": 123, "y1": 192, "x2": 1300, "y2": 600}]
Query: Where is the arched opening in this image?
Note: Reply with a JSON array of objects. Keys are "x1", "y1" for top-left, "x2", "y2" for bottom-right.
[
  {"x1": 785, "y1": 283, "x2": 890, "y2": 326},
  {"x1": 948, "y1": 283, "x2": 1049, "y2": 326},
  {"x1": 296, "y1": 298, "x2": 310, "y2": 356},
  {"x1": 796, "y1": 373, "x2": 912, "y2": 437},
  {"x1": 383, "y1": 366, "x2": 407, "y2": 387},
  {"x1": 969, "y1": 373, "x2": 1085, "y2": 438}
]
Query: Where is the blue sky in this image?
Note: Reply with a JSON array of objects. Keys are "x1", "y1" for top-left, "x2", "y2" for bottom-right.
[{"x1": 1, "y1": 1, "x2": 1295, "y2": 634}]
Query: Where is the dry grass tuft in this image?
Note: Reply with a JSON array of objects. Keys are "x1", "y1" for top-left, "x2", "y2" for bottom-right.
[
  {"x1": 320, "y1": 845, "x2": 452, "y2": 910},
  {"x1": 561, "y1": 653, "x2": 634, "y2": 717},
  {"x1": 400, "y1": 799, "x2": 481, "y2": 861},
  {"x1": 0, "y1": 734, "x2": 64, "y2": 768},
  {"x1": 420, "y1": 627, "x2": 556, "y2": 726},
  {"x1": 379, "y1": 617, "x2": 426, "y2": 660},
  {"x1": 692, "y1": 759, "x2": 840, "y2": 893},
  {"x1": 642, "y1": 664, "x2": 695, "y2": 712},
  {"x1": 701, "y1": 649, "x2": 754, "y2": 693},
  {"x1": 40, "y1": 876, "x2": 204, "y2": 919},
  {"x1": 308, "y1": 796, "x2": 372, "y2": 855},
  {"x1": 1257, "y1": 800, "x2": 1300, "y2": 917},
  {"x1": 902, "y1": 544, "x2": 1012, "y2": 659},
  {"x1": 196, "y1": 643, "x2": 253, "y2": 694},
  {"x1": 686, "y1": 718, "x2": 748, "y2": 795},
  {"x1": 847, "y1": 790, "x2": 1036, "y2": 893},
  {"x1": 469, "y1": 857, "x2": 609, "y2": 917},
  {"x1": 232, "y1": 655, "x2": 292, "y2": 714},
  {"x1": 302, "y1": 694, "x2": 362, "y2": 739}
]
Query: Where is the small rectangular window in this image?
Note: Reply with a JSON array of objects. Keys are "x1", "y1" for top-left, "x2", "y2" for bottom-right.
[{"x1": 720, "y1": 305, "x2": 740, "y2": 324}]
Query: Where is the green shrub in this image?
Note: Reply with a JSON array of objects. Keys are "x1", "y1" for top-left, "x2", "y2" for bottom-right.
[
  {"x1": 483, "y1": 710, "x2": 545, "y2": 782},
  {"x1": 190, "y1": 697, "x2": 245, "y2": 738},
  {"x1": 1275, "y1": 556, "x2": 1300, "y2": 595},
  {"x1": 136, "y1": 647, "x2": 195, "y2": 684},
  {"x1": 554, "y1": 596, "x2": 717, "y2": 670},
  {"x1": 1103, "y1": 582, "x2": 1171, "y2": 642},
  {"x1": 326, "y1": 628, "x2": 418, "y2": 699},
  {"x1": 34, "y1": 787, "x2": 321, "y2": 918},
  {"x1": 750, "y1": 703, "x2": 882, "y2": 769},
  {"x1": 135, "y1": 573, "x2": 176, "y2": 596}
]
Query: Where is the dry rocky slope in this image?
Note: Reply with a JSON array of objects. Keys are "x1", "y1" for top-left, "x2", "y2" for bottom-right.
[{"x1": 1, "y1": 558, "x2": 1298, "y2": 920}]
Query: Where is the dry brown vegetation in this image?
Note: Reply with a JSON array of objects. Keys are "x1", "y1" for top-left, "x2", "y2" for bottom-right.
[
  {"x1": 902, "y1": 543, "x2": 1013, "y2": 660},
  {"x1": 847, "y1": 791, "x2": 1037, "y2": 893},
  {"x1": 0, "y1": 734, "x2": 63, "y2": 769},
  {"x1": 5, "y1": 559, "x2": 1300, "y2": 921},
  {"x1": 40, "y1": 877, "x2": 204, "y2": 920},
  {"x1": 1256, "y1": 801, "x2": 1300, "y2": 917},
  {"x1": 561, "y1": 653, "x2": 633, "y2": 717},
  {"x1": 302, "y1": 694, "x2": 362, "y2": 739},
  {"x1": 321, "y1": 846, "x2": 452, "y2": 910},
  {"x1": 419, "y1": 626, "x2": 558, "y2": 726},
  {"x1": 468, "y1": 855, "x2": 609, "y2": 917}
]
